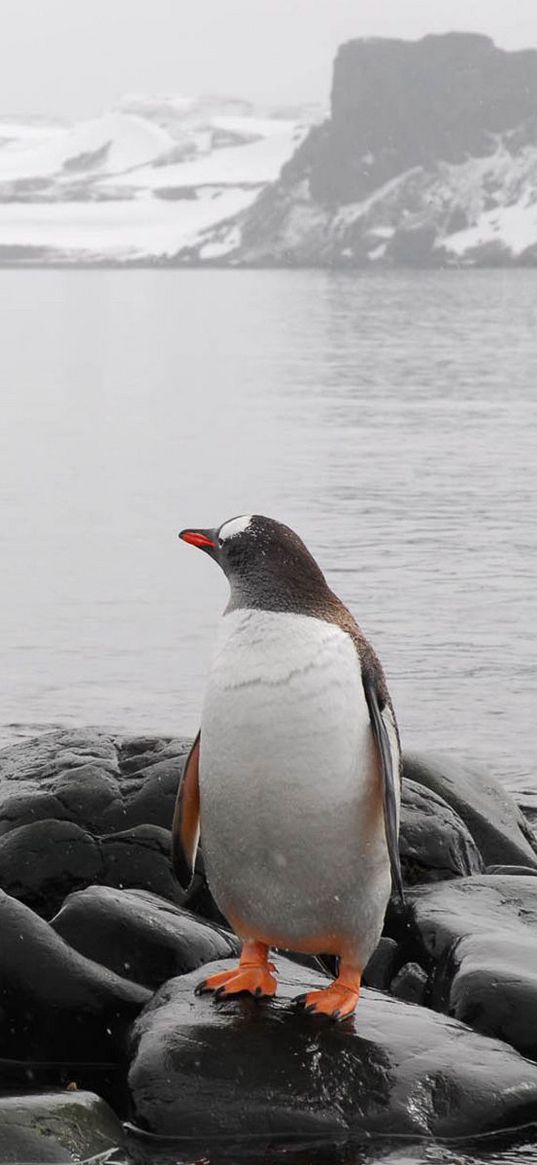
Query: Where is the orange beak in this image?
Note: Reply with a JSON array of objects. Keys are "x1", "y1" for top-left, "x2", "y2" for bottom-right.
[{"x1": 179, "y1": 528, "x2": 216, "y2": 549}]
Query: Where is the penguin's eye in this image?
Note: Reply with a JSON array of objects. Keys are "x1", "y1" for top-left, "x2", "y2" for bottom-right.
[{"x1": 217, "y1": 536, "x2": 224, "y2": 548}]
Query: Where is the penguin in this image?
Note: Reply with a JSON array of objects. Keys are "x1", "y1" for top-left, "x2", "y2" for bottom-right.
[{"x1": 172, "y1": 514, "x2": 403, "y2": 1021}]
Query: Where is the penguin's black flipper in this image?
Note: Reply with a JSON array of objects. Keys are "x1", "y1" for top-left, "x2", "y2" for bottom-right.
[
  {"x1": 362, "y1": 679, "x2": 405, "y2": 903},
  {"x1": 172, "y1": 732, "x2": 201, "y2": 891}
]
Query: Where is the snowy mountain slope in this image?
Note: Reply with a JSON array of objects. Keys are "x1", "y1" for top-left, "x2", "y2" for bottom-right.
[
  {"x1": 0, "y1": 191, "x2": 256, "y2": 262},
  {"x1": 173, "y1": 34, "x2": 537, "y2": 269},
  {"x1": 101, "y1": 118, "x2": 300, "y2": 193},
  {"x1": 0, "y1": 97, "x2": 314, "y2": 262},
  {"x1": 0, "y1": 111, "x2": 173, "y2": 184}
]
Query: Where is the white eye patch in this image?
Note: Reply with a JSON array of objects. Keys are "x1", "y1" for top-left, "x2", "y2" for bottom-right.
[{"x1": 219, "y1": 515, "x2": 253, "y2": 542}]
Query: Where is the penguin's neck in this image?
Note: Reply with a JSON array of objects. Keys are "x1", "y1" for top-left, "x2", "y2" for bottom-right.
[
  {"x1": 225, "y1": 573, "x2": 330, "y2": 619},
  {"x1": 225, "y1": 564, "x2": 335, "y2": 619}
]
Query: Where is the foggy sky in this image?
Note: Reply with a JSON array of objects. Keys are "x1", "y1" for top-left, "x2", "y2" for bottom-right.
[{"x1": 2, "y1": 0, "x2": 537, "y2": 119}]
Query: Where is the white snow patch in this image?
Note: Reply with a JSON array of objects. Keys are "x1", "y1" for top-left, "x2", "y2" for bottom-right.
[
  {"x1": 0, "y1": 188, "x2": 255, "y2": 258},
  {"x1": 441, "y1": 202, "x2": 537, "y2": 257},
  {"x1": 0, "y1": 113, "x2": 173, "y2": 181},
  {"x1": 370, "y1": 225, "x2": 395, "y2": 239},
  {"x1": 102, "y1": 120, "x2": 303, "y2": 191}
]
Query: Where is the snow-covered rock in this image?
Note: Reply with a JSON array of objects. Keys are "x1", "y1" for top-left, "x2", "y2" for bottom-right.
[{"x1": 175, "y1": 34, "x2": 537, "y2": 268}]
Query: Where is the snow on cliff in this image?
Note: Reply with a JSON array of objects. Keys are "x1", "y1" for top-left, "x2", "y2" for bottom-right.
[{"x1": 173, "y1": 34, "x2": 537, "y2": 269}]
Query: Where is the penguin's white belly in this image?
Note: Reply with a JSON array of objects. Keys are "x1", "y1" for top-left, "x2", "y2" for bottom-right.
[{"x1": 199, "y1": 609, "x2": 396, "y2": 964}]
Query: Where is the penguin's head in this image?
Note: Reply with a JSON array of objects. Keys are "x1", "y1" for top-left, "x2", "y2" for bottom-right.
[{"x1": 179, "y1": 515, "x2": 329, "y2": 611}]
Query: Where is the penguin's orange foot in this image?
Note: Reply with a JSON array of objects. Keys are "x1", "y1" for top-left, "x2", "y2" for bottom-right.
[
  {"x1": 195, "y1": 942, "x2": 277, "y2": 1000},
  {"x1": 295, "y1": 967, "x2": 361, "y2": 1021},
  {"x1": 295, "y1": 984, "x2": 359, "y2": 1020},
  {"x1": 196, "y1": 962, "x2": 277, "y2": 999}
]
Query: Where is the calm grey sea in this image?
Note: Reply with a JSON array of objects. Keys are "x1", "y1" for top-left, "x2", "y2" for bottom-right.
[{"x1": 1, "y1": 268, "x2": 536, "y2": 803}]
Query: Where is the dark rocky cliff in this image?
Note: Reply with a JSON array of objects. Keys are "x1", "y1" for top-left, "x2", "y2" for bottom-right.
[{"x1": 176, "y1": 33, "x2": 537, "y2": 268}]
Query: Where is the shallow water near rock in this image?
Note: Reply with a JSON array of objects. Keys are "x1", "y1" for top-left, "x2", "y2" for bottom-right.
[
  {"x1": 1, "y1": 268, "x2": 536, "y2": 803},
  {"x1": 123, "y1": 1125, "x2": 537, "y2": 1165}
]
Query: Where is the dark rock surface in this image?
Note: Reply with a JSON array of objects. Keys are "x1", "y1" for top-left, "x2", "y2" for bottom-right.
[
  {"x1": 0, "y1": 816, "x2": 183, "y2": 916},
  {"x1": 0, "y1": 889, "x2": 149, "y2": 1060},
  {"x1": 0, "y1": 1090, "x2": 124, "y2": 1164},
  {"x1": 405, "y1": 875, "x2": 537, "y2": 1059},
  {"x1": 128, "y1": 955, "x2": 537, "y2": 1140},
  {"x1": 0, "y1": 730, "x2": 194, "y2": 914},
  {"x1": 362, "y1": 937, "x2": 399, "y2": 991},
  {"x1": 0, "y1": 728, "x2": 191, "y2": 836},
  {"x1": 306, "y1": 33, "x2": 537, "y2": 204},
  {"x1": 404, "y1": 752, "x2": 537, "y2": 869},
  {"x1": 52, "y1": 884, "x2": 239, "y2": 989},
  {"x1": 0, "y1": 819, "x2": 102, "y2": 915},
  {"x1": 399, "y1": 778, "x2": 483, "y2": 883},
  {"x1": 99, "y1": 823, "x2": 182, "y2": 903},
  {"x1": 390, "y1": 962, "x2": 428, "y2": 1006}
]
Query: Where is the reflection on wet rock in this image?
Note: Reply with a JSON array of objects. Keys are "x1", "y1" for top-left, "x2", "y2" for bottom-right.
[
  {"x1": 0, "y1": 1091, "x2": 125, "y2": 1164},
  {"x1": 128, "y1": 955, "x2": 537, "y2": 1141}
]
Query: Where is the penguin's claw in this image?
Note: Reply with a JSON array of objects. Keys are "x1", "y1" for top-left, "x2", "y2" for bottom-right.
[
  {"x1": 196, "y1": 964, "x2": 277, "y2": 999},
  {"x1": 194, "y1": 968, "x2": 236, "y2": 996},
  {"x1": 293, "y1": 984, "x2": 360, "y2": 1021}
]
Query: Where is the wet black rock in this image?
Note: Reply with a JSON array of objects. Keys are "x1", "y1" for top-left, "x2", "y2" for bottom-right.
[
  {"x1": 0, "y1": 730, "x2": 195, "y2": 915},
  {"x1": 99, "y1": 824, "x2": 182, "y2": 904},
  {"x1": 362, "y1": 937, "x2": 399, "y2": 991},
  {"x1": 390, "y1": 962, "x2": 428, "y2": 1006},
  {"x1": 0, "y1": 819, "x2": 102, "y2": 915},
  {"x1": 52, "y1": 884, "x2": 240, "y2": 990},
  {"x1": 0, "y1": 816, "x2": 184, "y2": 917},
  {"x1": 404, "y1": 752, "x2": 537, "y2": 869},
  {"x1": 405, "y1": 875, "x2": 537, "y2": 1059},
  {"x1": 0, "y1": 1090, "x2": 124, "y2": 1164},
  {"x1": 399, "y1": 778, "x2": 483, "y2": 883},
  {"x1": 128, "y1": 955, "x2": 537, "y2": 1140},
  {"x1": 0, "y1": 728, "x2": 191, "y2": 836},
  {"x1": 0, "y1": 889, "x2": 149, "y2": 1060}
]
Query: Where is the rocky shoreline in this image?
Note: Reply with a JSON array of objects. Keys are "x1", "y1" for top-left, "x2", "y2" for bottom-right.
[{"x1": 1, "y1": 728, "x2": 537, "y2": 1162}]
